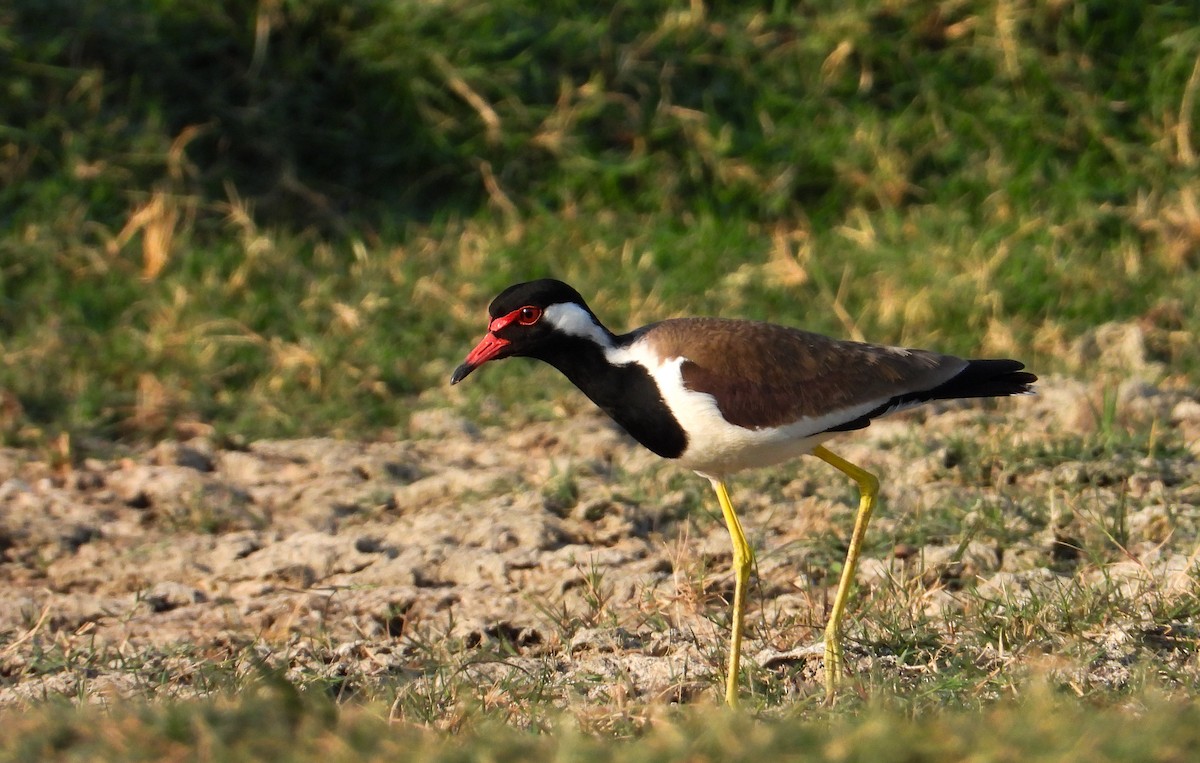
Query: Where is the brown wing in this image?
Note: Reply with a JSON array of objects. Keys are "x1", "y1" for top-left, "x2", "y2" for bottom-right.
[{"x1": 641, "y1": 318, "x2": 967, "y2": 430}]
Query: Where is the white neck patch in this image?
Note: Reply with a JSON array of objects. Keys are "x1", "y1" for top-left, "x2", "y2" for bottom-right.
[{"x1": 544, "y1": 302, "x2": 612, "y2": 347}]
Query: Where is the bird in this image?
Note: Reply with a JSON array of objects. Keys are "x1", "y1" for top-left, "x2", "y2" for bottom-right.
[{"x1": 450, "y1": 278, "x2": 1036, "y2": 707}]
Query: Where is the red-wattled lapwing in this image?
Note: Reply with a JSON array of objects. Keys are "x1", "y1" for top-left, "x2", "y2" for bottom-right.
[{"x1": 450, "y1": 279, "x2": 1036, "y2": 706}]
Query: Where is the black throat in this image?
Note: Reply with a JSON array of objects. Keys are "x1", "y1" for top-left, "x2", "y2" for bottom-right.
[{"x1": 535, "y1": 336, "x2": 688, "y2": 460}]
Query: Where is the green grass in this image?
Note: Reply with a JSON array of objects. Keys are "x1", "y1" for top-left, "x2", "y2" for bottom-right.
[
  {"x1": 2, "y1": 0, "x2": 1200, "y2": 445},
  {"x1": 4, "y1": 679, "x2": 1200, "y2": 761}
]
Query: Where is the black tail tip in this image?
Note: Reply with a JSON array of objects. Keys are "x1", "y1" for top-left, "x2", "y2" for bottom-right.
[
  {"x1": 932, "y1": 359, "x2": 1037, "y2": 401},
  {"x1": 1012, "y1": 370, "x2": 1038, "y2": 394},
  {"x1": 997, "y1": 361, "x2": 1037, "y2": 394},
  {"x1": 977, "y1": 361, "x2": 1037, "y2": 397}
]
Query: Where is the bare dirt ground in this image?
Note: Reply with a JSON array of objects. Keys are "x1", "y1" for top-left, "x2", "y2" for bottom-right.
[{"x1": 2, "y1": 344, "x2": 1199, "y2": 709}]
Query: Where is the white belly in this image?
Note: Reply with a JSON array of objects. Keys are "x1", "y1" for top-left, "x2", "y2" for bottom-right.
[{"x1": 674, "y1": 421, "x2": 836, "y2": 477}]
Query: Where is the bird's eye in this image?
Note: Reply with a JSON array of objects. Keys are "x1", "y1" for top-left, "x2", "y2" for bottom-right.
[{"x1": 517, "y1": 306, "x2": 542, "y2": 325}]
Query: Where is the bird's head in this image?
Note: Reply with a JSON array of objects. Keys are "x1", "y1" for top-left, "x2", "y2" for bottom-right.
[{"x1": 450, "y1": 279, "x2": 601, "y2": 384}]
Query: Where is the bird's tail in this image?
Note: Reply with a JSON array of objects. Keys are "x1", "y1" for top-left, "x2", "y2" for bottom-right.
[{"x1": 926, "y1": 359, "x2": 1037, "y2": 401}]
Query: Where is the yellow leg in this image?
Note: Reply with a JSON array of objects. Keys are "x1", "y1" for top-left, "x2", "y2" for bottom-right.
[
  {"x1": 711, "y1": 478, "x2": 754, "y2": 707},
  {"x1": 812, "y1": 445, "x2": 879, "y2": 705}
]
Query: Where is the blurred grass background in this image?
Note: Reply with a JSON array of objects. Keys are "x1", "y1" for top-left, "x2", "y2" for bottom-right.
[
  {"x1": 4, "y1": 679, "x2": 1200, "y2": 761},
  {"x1": 1, "y1": 0, "x2": 1198, "y2": 445}
]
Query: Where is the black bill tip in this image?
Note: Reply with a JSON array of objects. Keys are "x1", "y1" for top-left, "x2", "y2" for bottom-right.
[{"x1": 450, "y1": 362, "x2": 474, "y2": 385}]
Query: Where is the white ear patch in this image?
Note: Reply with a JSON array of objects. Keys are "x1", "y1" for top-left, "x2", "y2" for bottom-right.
[{"x1": 544, "y1": 302, "x2": 612, "y2": 346}]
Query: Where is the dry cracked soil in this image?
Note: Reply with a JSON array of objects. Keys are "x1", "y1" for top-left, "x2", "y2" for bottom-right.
[{"x1": 3, "y1": 328, "x2": 1200, "y2": 710}]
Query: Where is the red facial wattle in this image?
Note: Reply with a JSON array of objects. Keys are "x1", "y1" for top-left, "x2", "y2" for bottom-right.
[{"x1": 449, "y1": 305, "x2": 543, "y2": 385}]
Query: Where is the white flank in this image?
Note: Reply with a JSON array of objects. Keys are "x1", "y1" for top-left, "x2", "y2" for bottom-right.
[{"x1": 606, "y1": 338, "x2": 886, "y2": 479}]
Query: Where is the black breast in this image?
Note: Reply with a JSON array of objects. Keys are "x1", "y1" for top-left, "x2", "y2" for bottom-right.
[{"x1": 537, "y1": 341, "x2": 688, "y2": 459}]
